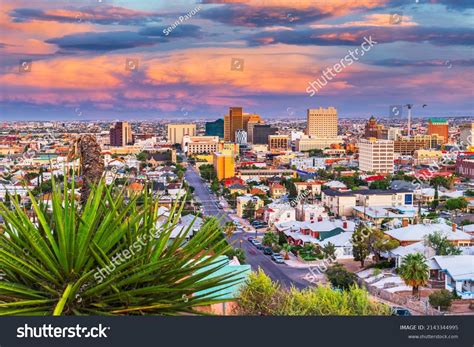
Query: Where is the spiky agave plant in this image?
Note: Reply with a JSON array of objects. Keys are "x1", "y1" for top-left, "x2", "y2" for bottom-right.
[{"x1": 0, "y1": 177, "x2": 239, "y2": 315}]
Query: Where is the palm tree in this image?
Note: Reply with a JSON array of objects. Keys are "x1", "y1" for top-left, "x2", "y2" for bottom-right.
[
  {"x1": 224, "y1": 221, "x2": 236, "y2": 238},
  {"x1": 398, "y1": 253, "x2": 429, "y2": 298},
  {"x1": 282, "y1": 243, "x2": 292, "y2": 260},
  {"x1": 0, "y1": 178, "x2": 240, "y2": 315},
  {"x1": 68, "y1": 135, "x2": 104, "y2": 205}
]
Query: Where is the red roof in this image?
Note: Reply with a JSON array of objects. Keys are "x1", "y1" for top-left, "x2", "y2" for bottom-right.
[
  {"x1": 223, "y1": 177, "x2": 244, "y2": 187},
  {"x1": 365, "y1": 175, "x2": 385, "y2": 182}
]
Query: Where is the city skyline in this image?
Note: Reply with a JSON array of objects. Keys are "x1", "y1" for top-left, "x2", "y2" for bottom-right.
[{"x1": 1, "y1": 0, "x2": 473, "y2": 120}]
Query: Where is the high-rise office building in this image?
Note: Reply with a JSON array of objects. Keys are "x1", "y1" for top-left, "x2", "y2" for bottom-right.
[
  {"x1": 306, "y1": 107, "x2": 338, "y2": 138},
  {"x1": 427, "y1": 118, "x2": 449, "y2": 144},
  {"x1": 358, "y1": 138, "x2": 394, "y2": 174},
  {"x1": 247, "y1": 120, "x2": 264, "y2": 143},
  {"x1": 110, "y1": 121, "x2": 133, "y2": 147},
  {"x1": 235, "y1": 129, "x2": 248, "y2": 145},
  {"x1": 205, "y1": 119, "x2": 224, "y2": 138},
  {"x1": 223, "y1": 107, "x2": 262, "y2": 142},
  {"x1": 252, "y1": 124, "x2": 278, "y2": 144},
  {"x1": 167, "y1": 124, "x2": 196, "y2": 145}
]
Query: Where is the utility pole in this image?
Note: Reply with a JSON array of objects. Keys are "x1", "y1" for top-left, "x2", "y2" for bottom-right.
[{"x1": 404, "y1": 104, "x2": 427, "y2": 137}]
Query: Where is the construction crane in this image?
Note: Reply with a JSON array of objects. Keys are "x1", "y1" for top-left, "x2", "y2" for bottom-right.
[{"x1": 404, "y1": 104, "x2": 427, "y2": 137}]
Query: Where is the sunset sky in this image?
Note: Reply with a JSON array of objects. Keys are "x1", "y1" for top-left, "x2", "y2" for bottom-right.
[{"x1": 0, "y1": 0, "x2": 473, "y2": 120}]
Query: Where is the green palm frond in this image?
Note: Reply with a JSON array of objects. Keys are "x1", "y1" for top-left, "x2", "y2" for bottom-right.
[{"x1": 0, "y1": 178, "x2": 239, "y2": 315}]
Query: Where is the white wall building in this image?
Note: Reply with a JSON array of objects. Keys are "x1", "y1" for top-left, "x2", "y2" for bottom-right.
[{"x1": 358, "y1": 138, "x2": 394, "y2": 174}]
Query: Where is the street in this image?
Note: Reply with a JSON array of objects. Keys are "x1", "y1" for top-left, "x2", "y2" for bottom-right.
[{"x1": 185, "y1": 165, "x2": 310, "y2": 289}]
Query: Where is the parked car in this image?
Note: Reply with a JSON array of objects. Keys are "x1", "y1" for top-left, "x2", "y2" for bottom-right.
[
  {"x1": 253, "y1": 241, "x2": 263, "y2": 250},
  {"x1": 271, "y1": 254, "x2": 285, "y2": 264},
  {"x1": 391, "y1": 307, "x2": 412, "y2": 316},
  {"x1": 255, "y1": 224, "x2": 267, "y2": 229},
  {"x1": 263, "y1": 247, "x2": 273, "y2": 255},
  {"x1": 247, "y1": 237, "x2": 254, "y2": 242}
]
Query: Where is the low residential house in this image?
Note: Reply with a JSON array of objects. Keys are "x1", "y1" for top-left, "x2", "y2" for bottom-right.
[
  {"x1": 194, "y1": 256, "x2": 251, "y2": 315},
  {"x1": 386, "y1": 241, "x2": 436, "y2": 267},
  {"x1": 319, "y1": 231, "x2": 354, "y2": 259},
  {"x1": 429, "y1": 255, "x2": 473, "y2": 299},
  {"x1": 167, "y1": 182, "x2": 185, "y2": 199},
  {"x1": 223, "y1": 177, "x2": 244, "y2": 188},
  {"x1": 321, "y1": 189, "x2": 414, "y2": 217},
  {"x1": 275, "y1": 219, "x2": 355, "y2": 246},
  {"x1": 249, "y1": 187, "x2": 266, "y2": 196},
  {"x1": 228, "y1": 184, "x2": 247, "y2": 195},
  {"x1": 127, "y1": 182, "x2": 144, "y2": 197},
  {"x1": 384, "y1": 222, "x2": 472, "y2": 247},
  {"x1": 270, "y1": 183, "x2": 286, "y2": 199},
  {"x1": 236, "y1": 195, "x2": 264, "y2": 218},
  {"x1": 462, "y1": 224, "x2": 474, "y2": 236},
  {"x1": 156, "y1": 209, "x2": 204, "y2": 240},
  {"x1": 324, "y1": 180, "x2": 347, "y2": 191},
  {"x1": 414, "y1": 187, "x2": 463, "y2": 204},
  {"x1": 352, "y1": 205, "x2": 417, "y2": 227},
  {"x1": 294, "y1": 180, "x2": 325, "y2": 199},
  {"x1": 321, "y1": 189, "x2": 356, "y2": 216},
  {"x1": 265, "y1": 203, "x2": 296, "y2": 226},
  {"x1": 296, "y1": 204, "x2": 328, "y2": 223}
]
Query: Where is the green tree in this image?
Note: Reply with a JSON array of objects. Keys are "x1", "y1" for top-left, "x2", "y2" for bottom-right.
[
  {"x1": 136, "y1": 151, "x2": 148, "y2": 162},
  {"x1": 399, "y1": 253, "x2": 429, "y2": 297},
  {"x1": 428, "y1": 289, "x2": 454, "y2": 310},
  {"x1": 369, "y1": 179, "x2": 390, "y2": 190},
  {"x1": 326, "y1": 263, "x2": 357, "y2": 290},
  {"x1": 432, "y1": 185, "x2": 439, "y2": 210},
  {"x1": 351, "y1": 225, "x2": 371, "y2": 267},
  {"x1": 226, "y1": 248, "x2": 246, "y2": 264},
  {"x1": 368, "y1": 228, "x2": 400, "y2": 262},
  {"x1": 0, "y1": 178, "x2": 239, "y2": 315},
  {"x1": 198, "y1": 164, "x2": 216, "y2": 182},
  {"x1": 445, "y1": 197, "x2": 468, "y2": 216},
  {"x1": 425, "y1": 231, "x2": 462, "y2": 255},
  {"x1": 430, "y1": 176, "x2": 449, "y2": 189},
  {"x1": 210, "y1": 178, "x2": 220, "y2": 194},
  {"x1": 224, "y1": 221, "x2": 236, "y2": 238},
  {"x1": 243, "y1": 200, "x2": 256, "y2": 221},
  {"x1": 322, "y1": 242, "x2": 336, "y2": 259},
  {"x1": 262, "y1": 232, "x2": 278, "y2": 247}
]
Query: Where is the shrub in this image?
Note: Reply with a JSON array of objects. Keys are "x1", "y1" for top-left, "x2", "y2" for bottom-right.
[
  {"x1": 235, "y1": 271, "x2": 390, "y2": 316},
  {"x1": 272, "y1": 244, "x2": 282, "y2": 253},
  {"x1": 429, "y1": 289, "x2": 454, "y2": 310},
  {"x1": 326, "y1": 263, "x2": 357, "y2": 290}
]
